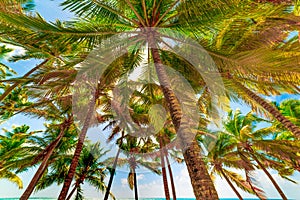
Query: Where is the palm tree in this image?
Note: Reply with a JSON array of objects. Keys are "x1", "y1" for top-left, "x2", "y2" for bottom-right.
[
  {"x1": 66, "y1": 142, "x2": 112, "y2": 200},
  {"x1": 0, "y1": 125, "x2": 41, "y2": 188},
  {"x1": 20, "y1": 117, "x2": 74, "y2": 199},
  {"x1": 206, "y1": 132, "x2": 266, "y2": 200},
  {"x1": 35, "y1": 142, "x2": 112, "y2": 200},
  {"x1": 129, "y1": 82, "x2": 174, "y2": 200},
  {"x1": 118, "y1": 135, "x2": 161, "y2": 200},
  {"x1": 1, "y1": 1, "x2": 300, "y2": 199},
  {"x1": 220, "y1": 110, "x2": 300, "y2": 200},
  {"x1": 276, "y1": 99, "x2": 300, "y2": 126},
  {"x1": 226, "y1": 78, "x2": 300, "y2": 137}
]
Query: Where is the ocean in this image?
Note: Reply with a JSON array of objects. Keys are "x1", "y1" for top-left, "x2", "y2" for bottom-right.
[{"x1": 0, "y1": 198, "x2": 286, "y2": 200}]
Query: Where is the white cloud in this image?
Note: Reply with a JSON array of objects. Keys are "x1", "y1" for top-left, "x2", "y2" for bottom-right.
[
  {"x1": 137, "y1": 174, "x2": 144, "y2": 180},
  {"x1": 136, "y1": 180, "x2": 164, "y2": 197},
  {"x1": 120, "y1": 174, "x2": 144, "y2": 187},
  {"x1": 1, "y1": 44, "x2": 26, "y2": 60},
  {"x1": 253, "y1": 169, "x2": 300, "y2": 199},
  {"x1": 121, "y1": 178, "x2": 128, "y2": 187}
]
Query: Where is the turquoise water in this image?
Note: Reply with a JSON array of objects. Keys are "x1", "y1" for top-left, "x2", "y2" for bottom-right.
[{"x1": 0, "y1": 198, "x2": 286, "y2": 200}]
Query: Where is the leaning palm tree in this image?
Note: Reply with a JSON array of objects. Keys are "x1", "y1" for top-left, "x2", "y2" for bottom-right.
[
  {"x1": 206, "y1": 132, "x2": 266, "y2": 200},
  {"x1": 20, "y1": 117, "x2": 75, "y2": 199},
  {"x1": 220, "y1": 110, "x2": 300, "y2": 200}
]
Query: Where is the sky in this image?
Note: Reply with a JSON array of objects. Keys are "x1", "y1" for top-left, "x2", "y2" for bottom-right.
[{"x1": 1, "y1": 0, "x2": 300, "y2": 199}]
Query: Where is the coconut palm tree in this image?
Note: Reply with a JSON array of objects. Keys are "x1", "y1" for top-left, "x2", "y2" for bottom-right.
[
  {"x1": 128, "y1": 82, "x2": 173, "y2": 200},
  {"x1": 35, "y1": 142, "x2": 112, "y2": 200},
  {"x1": 0, "y1": 125, "x2": 41, "y2": 188},
  {"x1": 118, "y1": 135, "x2": 161, "y2": 200},
  {"x1": 65, "y1": 142, "x2": 112, "y2": 200},
  {"x1": 220, "y1": 109, "x2": 300, "y2": 200},
  {"x1": 259, "y1": 99, "x2": 300, "y2": 176},
  {"x1": 20, "y1": 117, "x2": 75, "y2": 199},
  {"x1": 1, "y1": 1, "x2": 300, "y2": 199},
  {"x1": 206, "y1": 132, "x2": 266, "y2": 200},
  {"x1": 276, "y1": 99, "x2": 300, "y2": 126}
]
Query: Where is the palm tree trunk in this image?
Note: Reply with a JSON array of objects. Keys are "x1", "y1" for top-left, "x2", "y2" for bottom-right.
[
  {"x1": 165, "y1": 151, "x2": 177, "y2": 200},
  {"x1": 58, "y1": 98, "x2": 96, "y2": 200},
  {"x1": 20, "y1": 120, "x2": 70, "y2": 200},
  {"x1": 66, "y1": 184, "x2": 78, "y2": 200},
  {"x1": 133, "y1": 168, "x2": 138, "y2": 200},
  {"x1": 150, "y1": 37, "x2": 219, "y2": 200},
  {"x1": 159, "y1": 138, "x2": 170, "y2": 200},
  {"x1": 0, "y1": 0, "x2": 22, "y2": 13},
  {"x1": 251, "y1": 153, "x2": 288, "y2": 200},
  {"x1": 234, "y1": 80, "x2": 300, "y2": 137},
  {"x1": 104, "y1": 147, "x2": 121, "y2": 200},
  {"x1": 220, "y1": 169, "x2": 243, "y2": 200},
  {"x1": 0, "y1": 59, "x2": 49, "y2": 102}
]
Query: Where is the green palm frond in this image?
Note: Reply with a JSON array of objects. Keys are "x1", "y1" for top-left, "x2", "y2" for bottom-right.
[
  {"x1": 0, "y1": 170, "x2": 23, "y2": 189},
  {"x1": 222, "y1": 168, "x2": 254, "y2": 194}
]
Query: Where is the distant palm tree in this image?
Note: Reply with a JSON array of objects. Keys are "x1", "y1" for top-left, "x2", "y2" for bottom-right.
[
  {"x1": 220, "y1": 110, "x2": 300, "y2": 200},
  {"x1": 118, "y1": 135, "x2": 161, "y2": 200},
  {"x1": 66, "y1": 142, "x2": 113, "y2": 200},
  {"x1": 206, "y1": 132, "x2": 266, "y2": 200},
  {"x1": 0, "y1": 125, "x2": 41, "y2": 188},
  {"x1": 35, "y1": 142, "x2": 112, "y2": 200}
]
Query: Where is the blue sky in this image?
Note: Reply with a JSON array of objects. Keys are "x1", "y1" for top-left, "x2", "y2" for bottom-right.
[{"x1": 1, "y1": 1, "x2": 300, "y2": 199}]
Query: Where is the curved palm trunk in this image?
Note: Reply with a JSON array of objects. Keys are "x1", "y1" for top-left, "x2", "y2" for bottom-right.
[
  {"x1": 150, "y1": 38, "x2": 219, "y2": 200},
  {"x1": 165, "y1": 151, "x2": 177, "y2": 200},
  {"x1": 220, "y1": 169, "x2": 243, "y2": 200},
  {"x1": 159, "y1": 138, "x2": 170, "y2": 200},
  {"x1": 104, "y1": 147, "x2": 121, "y2": 200},
  {"x1": 20, "y1": 120, "x2": 70, "y2": 200},
  {"x1": 234, "y1": 80, "x2": 300, "y2": 137},
  {"x1": 0, "y1": 59, "x2": 49, "y2": 102},
  {"x1": 133, "y1": 168, "x2": 138, "y2": 200},
  {"x1": 251, "y1": 153, "x2": 288, "y2": 200},
  {"x1": 58, "y1": 98, "x2": 96, "y2": 200}
]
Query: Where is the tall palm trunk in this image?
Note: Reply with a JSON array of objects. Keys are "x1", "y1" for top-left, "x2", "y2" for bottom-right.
[
  {"x1": 133, "y1": 168, "x2": 138, "y2": 200},
  {"x1": 20, "y1": 119, "x2": 71, "y2": 200},
  {"x1": 159, "y1": 138, "x2": 170, "y2": 200},
  {"x1": 150, "y1": 36, "x2": 219, "y2": 200},
  {"x1": 165, "y1": 151, "x2": 177, "y2": 200},
  {"x1": 234, "y1": 79, "x2": 300, "y2": 137},
  {"x1": 104, "y1": 147, "x2": 121, "y2": 200},
  {"x1": 251, "y1": 153, "x2": 288, "y2": 200},
  {"x1": 220, "y1": 169, "x2": 243, "y2": 200},
  {"x1": 58, "y1": 97, "x2": 96, "y2": 200}
]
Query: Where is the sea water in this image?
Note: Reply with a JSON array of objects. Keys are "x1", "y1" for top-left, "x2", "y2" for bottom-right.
[{"x1": 0, "y1": 198, "x2": 287, "y2": 200}]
